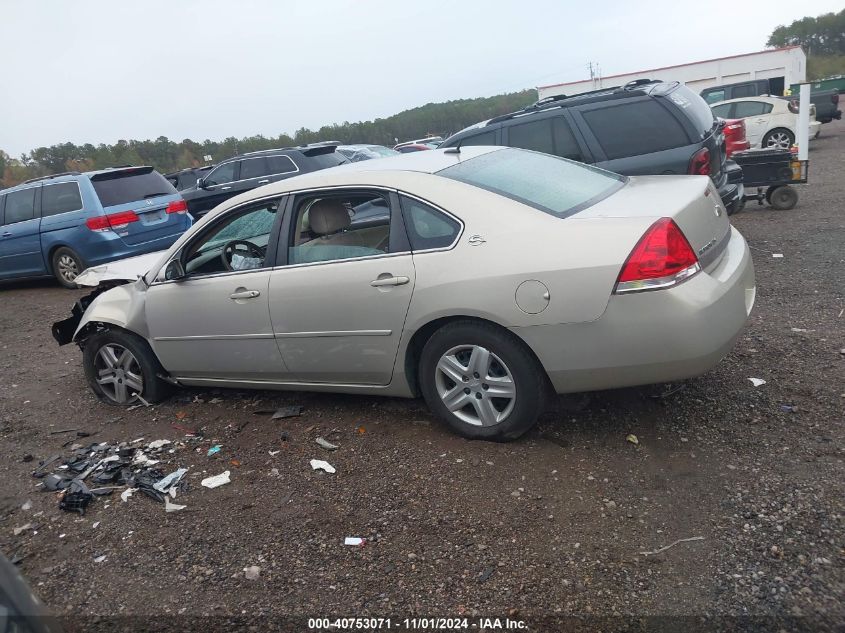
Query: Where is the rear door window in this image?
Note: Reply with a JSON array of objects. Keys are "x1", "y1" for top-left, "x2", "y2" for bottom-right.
[
  {"x1": 41, "y1": 182, "x2": 83, "y2": 216},
  {"x1": 507, "y1": 117, "x2": 584, "y2": 161},
  {"x1": 732, "y1": 84, "x2": 756, "y2": 98},
  {"x1": 3, "y1": 187, "x2": 37, "y2": 223},
  {"x1": 458, "y1": 130, "x2": 497, "y2": 146},
  {"x1": 581, "y1": 99, "x2": 690, "y2": 159},
  {"x1": 399, "y1": 196, "x2": 461, "y2": 250},
  {"x1": 240, "y1": 157, "x2": 269, "y2": 180},
  {"x1": 733, "y1": 101, "x2": 771, "y2": 117},
  {"x1": 266, "y1": 155, "x2": 298, "y2": 174},
  {"x1": 91, "y1": 169, "x2": 177, "y2": 207},
  {"x1": 703, "y1": 89, "x2": 726, "y2": 104}
]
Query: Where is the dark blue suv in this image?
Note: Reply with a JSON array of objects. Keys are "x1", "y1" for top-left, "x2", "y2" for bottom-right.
[{"x1": 0, "y1": 166, "x2": 191, "y2": 287}]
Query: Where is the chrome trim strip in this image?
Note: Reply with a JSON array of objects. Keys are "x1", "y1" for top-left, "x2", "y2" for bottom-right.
[
  {"x1": 274, "y1": 330, "x2": 392, "y2": 338},
  {"x1": 614, "y1": 263, "x2": 701, "y2": 294},
  {"x1": 173, "y1": 376, "x2": 393, "y2": 390},
  {"x1": 154, "y1": 333, "x2": 275, "y2": 341}
]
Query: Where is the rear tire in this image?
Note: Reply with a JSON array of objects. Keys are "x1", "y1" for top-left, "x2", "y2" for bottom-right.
[
  {"x1": 768, "y1": 186, "x2": 798, "y2": 211},
  {"x1": 51, "y1": 247, "x2": 84, "y2": 289},
  {"x1": 83, "y1": 328, "x2": 173, "y2": 406},
  {"x1": 418, "y1": 320, "x2": 546, "y2": 441},
  {"x1": 762, "y1": 128, "x2": 794, "y2": 150}
]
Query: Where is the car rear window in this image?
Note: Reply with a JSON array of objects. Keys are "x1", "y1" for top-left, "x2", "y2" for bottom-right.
[
  {"x1": 582, "y1": 99, "x2": 690, "y2": 160},
  {"x1": 91, "y1": 168, "x2": 177, "y2": 208},
  {"x1": 438, "y1": 148, "x2": 624, "y2": 218},
  {"x1": 666, "y1": 85, "x2": 717, "y2": 138},
  {"x1": 41, "y1": 182, "x2": 83, "y2": 216},
  {"x1": 303, "y1": 153, "x2": 348, "y2": 170}
]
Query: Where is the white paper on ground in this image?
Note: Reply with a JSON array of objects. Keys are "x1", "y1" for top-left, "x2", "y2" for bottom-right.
[
  {"x1": 310, "y1": 459, "x2": 336, "y2": 474},
  {"x1": 201, "y1": 470, "x2": 231, "y2": 489}
]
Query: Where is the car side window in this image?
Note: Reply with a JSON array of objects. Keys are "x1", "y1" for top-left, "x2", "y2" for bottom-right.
[
  {"x1": 459, "y1": 130, "x2": 497, "y2": 146},
  {"x1": 399, "y1": 196, "x2": 460, "y2": 251},
  {"x1": 508, "y1": 119, "x2": 554, "y2": 155},
  {"x1": 581, "y1": 99, "x2": 689, "y2": 160},
  {"x1": 710, "y1": 104, "x2": 733, "y2": 118},
  {"x1": 205, "y1": 162, "x2": 238, "y2": 186},
  {"x1": 182, "y1": 200, "x2": 280, "y2": 276},
  {"x1": 41, "y1": 182, "x2": 83, "y2": 217},
  {"x1": 733, "y1": 101, "x2": 768, "y2": 118},
  {"x1": 703, "y1": 89, "x2": 726, "y2": 104},
  {"x1": 3, "y1": 187, "x2": 37, "y2": 224},
  {"x1": 288, "y1": 192, "x2": 392, "y2": 265},
  {"x1": 266, "y1": 155, "x2": 298, "y2": 175},
  {"x1": 240, "y1": 157, "x2": 269, "y2": 180},
  {"x1": 732, "y1": 84, "x2": 756, "y2": 98}
]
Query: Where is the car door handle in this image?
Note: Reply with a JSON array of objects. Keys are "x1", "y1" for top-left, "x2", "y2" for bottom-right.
[
  {"x1": 1, "y1": 232, "x2": 11, "y2": 238},
  {"x1": 370, "y1": 275, "x2": 410, "y2": 287},
  {"x1": 258, "y1": 179, "x2": 270, "y2": 184},
  {"x1": 230, "y1": 290, "x2": 261, "y2": 300},
  {"x1": 221, "y1": 186, "x2": 232, "y2": 190}
]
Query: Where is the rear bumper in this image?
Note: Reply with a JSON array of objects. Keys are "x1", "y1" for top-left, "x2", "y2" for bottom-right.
[
  {"x1": 83, "y1": 230, "x2": 184, "y2": 268},
  {"x1": 718, "y1": 161, "x2": 744, "y2": 213},
  {"x1": 511, "y1": 226, "x2": 755, "y2": 393}
]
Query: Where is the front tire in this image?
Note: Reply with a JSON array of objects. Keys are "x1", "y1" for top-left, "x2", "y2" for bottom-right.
[
  {"x1": 762, "y1": 128, "x2": 794, "y2": 150},
  {"x1": 768, "y1": 186, "x2": 798, "y2": 211},
  {"x1": 418, "y1": 320, "x2": 547, "y2": 441},
  {"x1": 51, "y1": 247, "x2": 84, "y2": 289},
  {"x1": 83, "y1": 329, "x2": 172, "y2": 405}
]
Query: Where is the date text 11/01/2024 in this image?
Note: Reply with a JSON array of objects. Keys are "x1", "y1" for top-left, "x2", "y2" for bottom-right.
[{"x1": 307, "y1": 617, "x2": 528, "y2": 630}]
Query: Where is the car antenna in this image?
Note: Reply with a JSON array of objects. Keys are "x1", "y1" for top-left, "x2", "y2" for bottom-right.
[{"x1": 444, "y1": 141, "x2": 461, "y2": 154}]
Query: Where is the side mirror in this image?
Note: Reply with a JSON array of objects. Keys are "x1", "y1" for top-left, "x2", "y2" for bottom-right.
[
  {"x1": 197, "y1": 178, "x2": 208, "y2": 189},
  {"x1": 164, "y1": 259, "x2": 186, "y2": 281}
]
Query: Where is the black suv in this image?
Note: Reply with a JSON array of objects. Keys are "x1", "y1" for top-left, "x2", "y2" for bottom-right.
[
  {"x1": 165, "y1": 165, "x2": 213, "y2": 191},
  {"x1": 441, "y1": 80, "x2": 743, "y2": 214},
  {"x1": 181, "y1": 144, "x2": 348, "y2": 219}
]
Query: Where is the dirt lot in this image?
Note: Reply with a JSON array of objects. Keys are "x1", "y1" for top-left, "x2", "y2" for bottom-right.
[{"x1": 1, "y1": 122, "x2": 843, "y2": 633}]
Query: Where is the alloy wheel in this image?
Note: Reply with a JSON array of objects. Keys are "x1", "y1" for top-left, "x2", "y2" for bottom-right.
[
  {"x1": 57, "y1": 254, "x2": 79, "y2": 283},
  {"x1": 766, "y1": 132, "x2": 791, "y2": 149},
  {"x1": 94, "y1": 344, "x2": 144, "y2": 404},
  {"x1": 434, "y1": 344, "x2": 516, "y2": 427}
]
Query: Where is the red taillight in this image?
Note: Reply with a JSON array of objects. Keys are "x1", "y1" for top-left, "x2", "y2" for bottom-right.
[
  {"x1": 166, "y1": 199, "x2": 188, "y2": 214},
  {"x1": 85, "y1": 211, "x2": 140, "y2": 232},
  {"x1": 615, "y1": 218, "x2": 700, "y2": 293},
  {"x1": 688, "y1": 147, "x2": 710, "y2": 176}
]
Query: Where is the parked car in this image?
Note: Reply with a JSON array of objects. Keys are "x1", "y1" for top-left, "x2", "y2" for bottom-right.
[
  {"x1": 709, "y1": 96, "x2": 821, "y2": 149},
  {"x1": 441, "y1": 79, "x2": 744, "y2": 214},
  {"x1": 0, "y1": 166, "x2": 190, "y2": 288},
  {"x1": 394, "y1": 143, "x2": 435, "y2": 153},
  {"x1": 394, "y1": 136, "x2": 443, "y2": 152},
  {"x1": 165, "y1": 165, "x2": 213, "y2": 191},
  {"x1": 701, "y1": 78, "x2": 841, "y2": 124},
  {"x1": 180, "y1": 144, "x2": 349, "y2": 219},
  {"x1": 54, "y1": 147, "x2": 755, "y2": 441},
  {"x1": 721, "y1": 118, "x2": 750, "y2": 158},
  {"x1": 336, "y1": 144, "x2": 401, "y2": 162}
]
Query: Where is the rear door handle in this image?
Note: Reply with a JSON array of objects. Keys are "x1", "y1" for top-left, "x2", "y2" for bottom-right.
[
  {"x1": 221, "y1": 186, "x2": 232, "y2": 190},
  {"x1": 230, "y1": 290, "x2": 261, "y2": 300},
  {"x1": 258, "y1": 179, "x2": 270, "y2": 184},
  {"x1": 370, "y1": 275, "x2": 410, "y2": 287}
]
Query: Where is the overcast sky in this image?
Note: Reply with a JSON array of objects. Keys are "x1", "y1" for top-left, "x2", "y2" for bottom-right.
[{"x1": 0, "y1": 0, "x2": 840, "y2": 156}]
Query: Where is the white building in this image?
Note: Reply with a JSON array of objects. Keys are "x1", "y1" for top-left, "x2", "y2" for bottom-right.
[{"x1": 537, "y1": 46, "x2": 806, "y2": 99}]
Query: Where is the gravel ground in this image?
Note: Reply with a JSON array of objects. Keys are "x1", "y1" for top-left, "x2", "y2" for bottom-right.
[{"x1": 1, "y1": 122, "x2": 843, "y2": 633}]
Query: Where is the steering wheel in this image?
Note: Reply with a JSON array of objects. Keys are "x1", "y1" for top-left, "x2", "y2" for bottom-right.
[{"x1": 220, "y1": 240, "x2": 265, "y2": 271}]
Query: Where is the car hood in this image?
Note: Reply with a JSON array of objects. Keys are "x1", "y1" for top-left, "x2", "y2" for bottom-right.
[{"x1": 74, "y1": 250, "x2": 167, "y2": 287}]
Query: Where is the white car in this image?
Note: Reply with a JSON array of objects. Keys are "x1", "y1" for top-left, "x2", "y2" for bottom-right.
[{"x1": 710, "y1": 96, "x2": 821, "y2": 150}]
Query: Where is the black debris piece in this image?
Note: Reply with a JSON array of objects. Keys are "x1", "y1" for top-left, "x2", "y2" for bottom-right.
[
  {"x1": 59, "y1": 490, "x2": 93, "y2": 515},
  {"x1": 32, "y1": 454, "x2": 61, "y2": 478},
  {"x1": 43, "y1": 473, "x2": 74, "y2": 492},
  {"x1": 22, "y1": 454, "x2": 33, "y2": 463},
  {"x1": 272, "y1": 406, "x2": 304, "y2": 420}
]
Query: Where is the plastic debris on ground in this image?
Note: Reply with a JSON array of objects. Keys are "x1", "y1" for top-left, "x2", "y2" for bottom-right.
[
  {"x1": 244, "y1": 565, "x2": 261, "y2": 580},
  {"x1": 749, "y1": 378, "x2": 767, "y2": 387},
  {"x1": 121, "y1": 488, "x2": 138, "y2": 502},
  {"x1": 13, "y1": 524, "x2": 32, "y2": 536},
  {"x1": 152, "y1": 468, "x2": 188, "y2": 493},
  {"x1": 21, "y1": 500, "x2": 32, "y2": 511},
  {"x1": 315, "y1": 437, "x2": 339, "y2": 451},
  {"x1": 165, "y1": 498, "x2": 187, "y2": 513},
  {"x1": 310, "y1": 459, "x2": 336, "y2": 474},
  {"x1": 772, "y1": 253, "x2": 784, "y2": 258},
  {"x1": 780, "y1": 404, "x2": 797, "y2": 413},
  {"x1": 626, "y1": 434, "x2": 639, "y2": 445},
  {"x1": 207, "y1": 445, "x2": 222, "y2": 456},
  {"x1": 344, "y1": 537, "x2": 365, "y2": 546},
  {"x1": 201, "y1": 471, "x2": 231, "y2": 489},
  {"x1": 272, "y1": 405, "x2": 304, "y2": 420},
  {"x1": 94, "y1": 555, "x2": 107, "y2": 563}
]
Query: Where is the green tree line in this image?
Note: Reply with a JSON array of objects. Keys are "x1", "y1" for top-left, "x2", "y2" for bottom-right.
[{"x1": 0, "y1": 90, "x2": 535, "y2": 189}]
